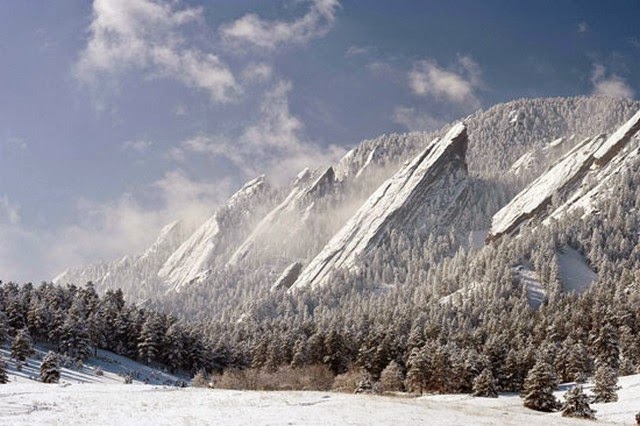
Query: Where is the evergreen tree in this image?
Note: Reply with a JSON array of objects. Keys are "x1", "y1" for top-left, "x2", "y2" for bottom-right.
[
  {"x1": 379, "y1": 360, "x2": 404, "y2": 392},
  {"x1": 11, "y1": 328, "x2": 33, "y2": 362},
  {"x1": 137, "y1": 313, "x2": 163, "y2": 365},
  {"x1": 40, "y1": 351, "x2": 61, "y2": 384},
  {"x1": 593, "y1": 323, "x2": 620, "y2": 371},
  {"x1": 593, "y1": 364, "x2": 618, "y2": 403},
  {"x1": 522, "y1": 360, "x2": 560, "y2": 412},
  {"x1": 0, "y1": 358, "x2": 8, "y2": 384},
  {"x1": 473, "y1": 368, "x2": 498, "y2": 398},
  {"x1": 562, "y1": 386, "x2": 596, "y2": 419}
]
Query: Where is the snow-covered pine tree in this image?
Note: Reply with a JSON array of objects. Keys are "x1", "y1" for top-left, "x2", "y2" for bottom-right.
[
  {"x1": 473, "y1": 368, "x2": 498, "y2": 398},
  {"x1": 522, "y1": 360, "x2": 560, "y2": 412},
  {"x1": 593, "y1": 364, "x2": 618, "y2": 403},
  {"x1": 0, "y1": 358, "x2": 9, "y2": 384},
  {"x1": 40, "y1": 351, "x2": 60, "y2": 384},
  {"x1": 379, "y1": 360, "x2": 404, "y2": 392},
  {"x1": 593, "y1": 323, "x2": 620, "y2": 371},
  {"x1": 137, "y1": 313, "x2": 163, "y2": 365},
  {"x1": 11, "y1": 328, "x2": 33, "y2": 362},
  {"x1": 561, "y1": 386, "x2": 596, "y2": 419}
]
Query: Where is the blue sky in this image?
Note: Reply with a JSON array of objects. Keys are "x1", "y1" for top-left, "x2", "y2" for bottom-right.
[{"x1": 0, "y1": 0, "x2": 638, "y2": 282}]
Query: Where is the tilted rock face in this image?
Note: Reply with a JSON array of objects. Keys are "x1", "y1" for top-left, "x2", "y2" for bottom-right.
[
  {"x1": 53, "y1": 220, "x2": 191, "y2": 299},
  {"x1": 270, "y1": 262, "x2": 303, "y2": 292},
  {"x1": 290, "y1": 123, "x2": 470, "y2": 291},
  {"x1": 227, "y1": 166, "x2": 338, "y2": 267},
  {"x1": 489, "y1": 108, "x2": 640, "y2": 241},
  {"x1": 158, "y1": 176, "x2": 274, "y2": 292}
]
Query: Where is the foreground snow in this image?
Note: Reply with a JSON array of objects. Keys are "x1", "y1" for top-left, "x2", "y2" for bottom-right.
[{"x1": 0, "y1": 374, "x2": 638, "y2": 425}]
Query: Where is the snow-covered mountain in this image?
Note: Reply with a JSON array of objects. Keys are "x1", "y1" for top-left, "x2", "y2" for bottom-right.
[
  {"x1": 52, "y1": 96, "x2": 640, "y2": 306},
  {"x1": 489, "y1": 108, "x2": 640, "y2": 240},
  {"x1": 54, "y1": 220, "x2": 191, "y2": 299},
  {"x1": 290, "y1": 123, "x2": 470, "y2": 291},
  {"x1": 158, "y1": 176, "x2": 276, "y2": 292}
]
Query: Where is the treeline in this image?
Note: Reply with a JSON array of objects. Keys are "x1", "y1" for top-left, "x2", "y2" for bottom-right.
[{"x1": 0, "y1": 282, "x2": 218, "y2": 374}]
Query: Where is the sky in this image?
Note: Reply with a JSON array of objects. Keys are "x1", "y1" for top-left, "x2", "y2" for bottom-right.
[{"x1": 0, "y1": 0, "x2": 639, "y2": 282}]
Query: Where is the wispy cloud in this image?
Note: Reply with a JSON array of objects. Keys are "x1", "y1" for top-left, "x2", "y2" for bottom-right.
[
  {"x1": 220, "y1": 0, "x2": 340, "y2": 51},
  {"x1": 408, "y1": 55, "x2": 482, "y2": 107},
  {"x1": 75, "y1": 0, "x2": 239, "y2": 102},
  {"x1": 577, "y1": 22, "x2": 589, "y2": 33},
  {"x1": 172, "y1": 81, "x2": 344, "y2": 184},
  {"x1": 0, "y1": 195, "x2": 20, "y2": 225},
  {"x1": 122, "y1": 139, "x2": 152, "y2": 153},
  {"x1": 392, "y1": 106, "x2": 445, "y2": 132},
  {"x1": 591, "y1": 64, "x2": 635, "y2": 99}
]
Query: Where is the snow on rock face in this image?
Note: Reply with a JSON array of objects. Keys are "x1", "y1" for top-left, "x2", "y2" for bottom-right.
[
  {"x1": 270, "y1": 262, "x2": 303, "y2": 292},
  {"x1": 53, "y1": 219, "x2": 191, "y2": 298},
  {"x1": 227, "y1": 167, "x2": 337, "y2": 267},
  {"x1": 290, "y1": 123, "x2": 470, "y2": 291},
  {"x1": 489, "y1": 135, "x2": 604, "y2": 240},
  {"x1": 490, "y1": 108, "x2": 640, "y2": 241},
  {"x1": 159, "y1": 176, "x2": 273, "y2": 292}
]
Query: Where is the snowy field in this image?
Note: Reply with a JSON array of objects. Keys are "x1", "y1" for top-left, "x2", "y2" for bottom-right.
[{"x1": 0, "y1": 374, "x2": 638, "y2": 425}]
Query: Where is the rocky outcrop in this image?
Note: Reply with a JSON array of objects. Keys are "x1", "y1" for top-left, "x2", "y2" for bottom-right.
[
  {"x1": 53, "y1": 220, "x2": 191, "y2": 299},
  {"x1": 290, "y1": 123, "x2": 470, "y2": 291},
  {"x1": 227, "y1": 167, "x2": 337, "y2": 267},
  {"x1": 270, "y1": 262, "x2": 303, "y2": 292},
  {"x1": 489, "y1": 108, "x2": 640, "y2": 241},
  {"x1": 158, "y1": 176, "x2": 274, "y2": 292}
]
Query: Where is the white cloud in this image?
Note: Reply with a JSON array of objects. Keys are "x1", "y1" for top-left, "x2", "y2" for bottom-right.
[
  {"x1": 0, "y1": 195, "x2": 20, "y2": 225},
  {"x1": 220, "y1": 0, "x2": 340, "y2": 50},
  {"x1": 578, "y1": 22, "x2": 589, "y2": 33},
  {"x1": 591, "y1": 64, "x2": 635, "y2": 99},
  {"x1": 241, "y1": 62, "x2": 273, "y2": 83},
  {"x1": 345, "y1": 45, "x2": 369, "y2": 57},
  {"x1": 76, "y1": 0, "x2": 239, "y2": 102},
  {"x1": 122, "y1": 139, "x2": 152, "y2": 153},
  {"x1": 0, "y1": 170, "x2": 232, "y2": 282},
  {"x1": 409, "y1": 56, "x2": 482, "y2": 107},
  {"x1": 173, "y1": 81, "x2": 344, "y2": 184},
  {"x1": 392, "y1": 106, "x2": 445, "y2": 132}
]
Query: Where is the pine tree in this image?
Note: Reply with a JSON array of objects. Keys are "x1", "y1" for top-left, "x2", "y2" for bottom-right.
[
  {"x1": 0, "y1": 358, "x2": 8, "y2": 384},
  {"x1": 593, "y1": 323, "x2": 620, "y2": 371},
  {"x1": 11, "y1": 328, "x2": 33, "y2": 362},
  {"x1": 473, "y1": 368, "x2": 498, "y2": 398},
  {"x1": 379, "y1": 360, "x2": 405, "y2": 392},
  {"x1": 593, "y1": 364, "x2": 618, "y2": 403},
  {"x1": 137, "y1": 313, "x2": 163, "y2": 365},
  {"x1": 562, "y1": 386, "x2": 596, "y2": 419},
  {"x1": 40, "y1": 351, "x2": 61, "y2": 384},
  {"x1": 522, "y1": 360, "x2": 560, "y2": 412}
]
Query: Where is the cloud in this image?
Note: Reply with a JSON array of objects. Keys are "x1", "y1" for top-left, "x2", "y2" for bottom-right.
[
  {"x1": 408, "y1": 56, "x2": 482, "y2": 107},
  {"x1": 220, "y1": 0, "x2": 340, "y2": 51},
  {"x1": 345, "y1": 45, "x2": 370, "y2": 58},
  {"x1": 172, "y1": 81, "x2": 345, "y2": 184},
  {"x1": 0, "y1": 170, "x2": 232, "y2": 282},
  {"x1": 122, "y1": 139, "x2": 152, "y2": 153},
  {"x1": 591, "y1": 64, "x2": 635, "y2": 99},
  {"x1": 0, "y1": 195, "x2": 20, "y2": 225},
  {"x1": 76, "y1": 0, "x2": 239, "y2": 102},
  {"x1": 241, "y1": 62, "x2": 273, "y2": 83},
  {"x1": 392, "y1": 106, "x2": 445, "y2": 132},
  {"x1": 578, "y1": 22, "x2": 588, "y2": 33}
]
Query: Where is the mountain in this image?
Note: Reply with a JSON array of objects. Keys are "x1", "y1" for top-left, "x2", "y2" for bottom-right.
[
  {"x1": 290, "y1": 123, "x2": 469, "y2": 291},
  {"x1": 53, "y1": 220, "x2": 190, "y2": 299},
  {"x1": 52, "y1": 96, "x2": 640, "y2": 308},
  {"x1": 158, "y1": 176, "x2": 276, "y2": 292},
  {"x1": 489, "y1": 108, "x2": 640, "y2": 241}
]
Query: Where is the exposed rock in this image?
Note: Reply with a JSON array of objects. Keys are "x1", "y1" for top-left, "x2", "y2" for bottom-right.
[
  {"x1": 290, "y1": 123, "x2": 469, "y2": 291},
  {"x1": 489, "y1": 108, "x2": 640, "y2": 241},
  {"x1": 270, "y1": 262, "x2": 303, "y2": 292},
  {"x1": 158, "y1": 176, "x2": 274, "y2": 292}
]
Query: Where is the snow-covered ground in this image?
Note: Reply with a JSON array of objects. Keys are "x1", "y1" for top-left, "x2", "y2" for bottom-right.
[
  {"x1": 0, "y1": 371, "x2": 638, "y2": 425},
  {"x1": 0, "y1": 346, "x2": 184, "y2": 387}
]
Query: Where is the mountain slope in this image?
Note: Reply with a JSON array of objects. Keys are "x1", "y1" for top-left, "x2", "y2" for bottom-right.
[
  {"x1": 291, "y1": 123, "x2": 469, "y2": 291},
  {"x1": 488, "y1": 108, "x2": 640, "y2": 240}
]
